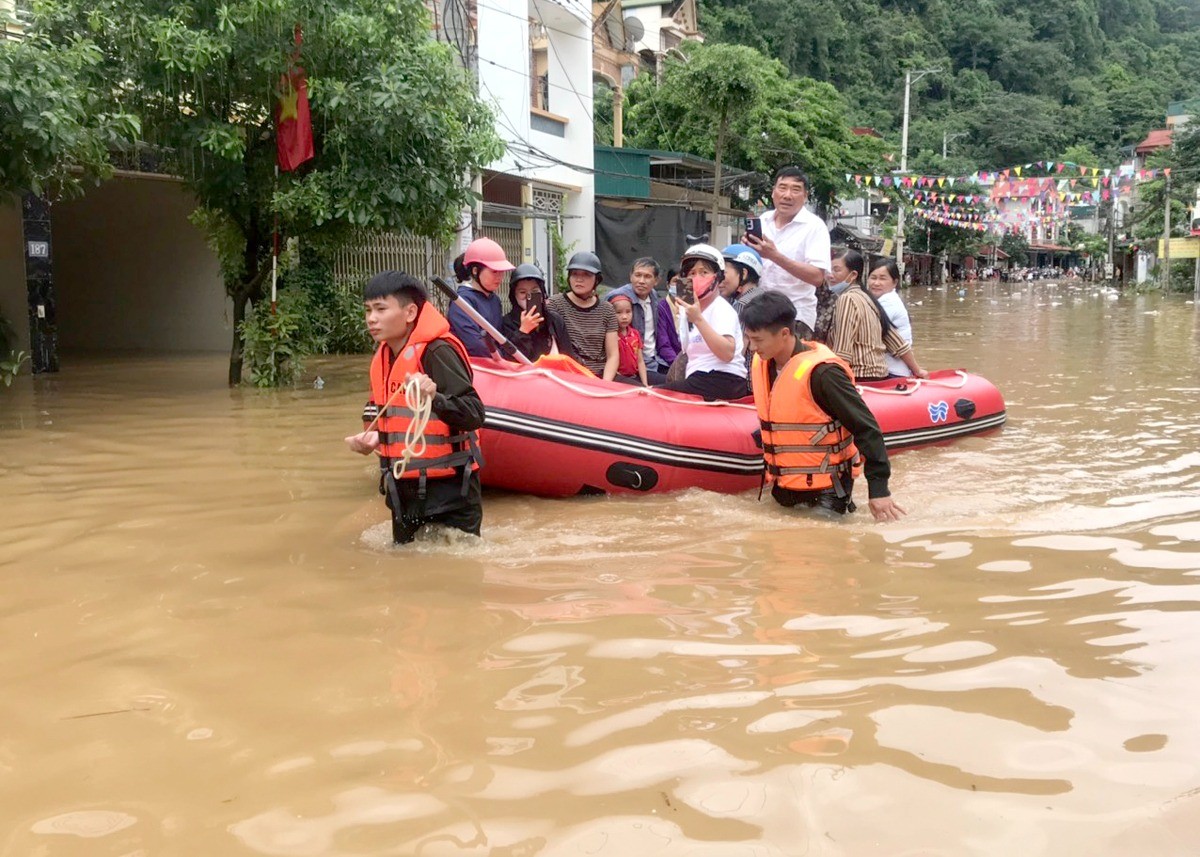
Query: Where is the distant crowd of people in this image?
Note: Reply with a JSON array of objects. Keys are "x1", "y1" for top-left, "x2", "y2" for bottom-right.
[
  {"x1": 993, "y1": 265, "x2": 1085, "y2": 282},
  {"x1": 347, "y1": 167, "x2": 916, "y2": 545}
]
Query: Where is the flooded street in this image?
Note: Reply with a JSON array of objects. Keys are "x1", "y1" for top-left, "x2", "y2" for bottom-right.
[{"x1": 3, "y1": 281, "x2": 1200, "y2": 856}]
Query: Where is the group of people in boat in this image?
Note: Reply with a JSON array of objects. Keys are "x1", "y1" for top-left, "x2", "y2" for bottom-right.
[{"x1": 346, "y1": 167, "x2": 915, "y2": 544}]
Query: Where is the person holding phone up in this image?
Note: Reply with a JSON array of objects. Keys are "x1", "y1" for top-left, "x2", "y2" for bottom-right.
[
  {"x1": 500, "y1": 263, "x2": 576, "y2": 362},
  {"x1": 744, "y1": 166, "x2": 832, "y2": 336},
  {"x1": 654, "y1": 244, "x2": 748, "y2": 402}
]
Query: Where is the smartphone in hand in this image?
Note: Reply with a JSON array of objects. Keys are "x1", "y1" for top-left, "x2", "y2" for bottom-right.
[
  {"x1": 526, "y1": 290, "x2": 545, "y2": 317},
  {"x1": 676, "y1": 277, "x2": 695, "y2": 303},
  {"x1": 745, "y1": 217, "x2": 763, "y2": 242}
]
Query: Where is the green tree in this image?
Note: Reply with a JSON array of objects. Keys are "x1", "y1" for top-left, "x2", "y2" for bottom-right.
[
  {"x1": 699, "y1": 0, "x2": 1200, "y2": 171},
  {"x1": 628, "y1": 42, "x2": 761, "y2": 226},
  {"x1": 30, "y1": 0, "x2": 501, "y2": 384},
  {"x1": 625, "y1": 42, "x2": 883, "y2": 211},
  {"x1": 1058, "y1": 142, "x2": 1100, "y2": 167},
  {"x1": 0, "y1": 30, "x2": 139, "y2": 197},
  {"x1": 1128, "y1": 153, "x2": 1189, "y2": 246},
  {"x1": 1000, "y1": 230, "x2": 1030, "y2": 260},
  {"x1": 1131, "y1": 126, "x2": 1200, "y2": 253}
]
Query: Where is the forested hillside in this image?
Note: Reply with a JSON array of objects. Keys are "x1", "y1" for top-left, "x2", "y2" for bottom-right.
[{"x1": 698, "y1": 0, "x2": 1200, "y2": 171}]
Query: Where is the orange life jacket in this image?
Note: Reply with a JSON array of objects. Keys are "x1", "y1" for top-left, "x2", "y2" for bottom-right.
[
  {"x1": 750, "y1": 341, "x2": 862, "y2": 494},
  {"x1": 533, "y1": 352, "x2": 596, "y2": 378},
  {"x1": 369, "y1": 304, "x2": 481, "y2": 494}
]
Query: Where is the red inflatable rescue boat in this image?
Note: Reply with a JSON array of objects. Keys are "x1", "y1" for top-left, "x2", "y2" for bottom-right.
[{"x1": 472, "y1": 357, "x2": 1005, "y2": 497}]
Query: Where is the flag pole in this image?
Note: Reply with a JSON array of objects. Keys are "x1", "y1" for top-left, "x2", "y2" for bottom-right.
[{"x1": 271, "y1": 164, "x2": 279, "y2": 314}]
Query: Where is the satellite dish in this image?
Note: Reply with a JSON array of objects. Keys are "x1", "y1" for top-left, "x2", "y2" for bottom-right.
[{"x1": 623, "y1": 15, "x2": 645, "y2": 51}]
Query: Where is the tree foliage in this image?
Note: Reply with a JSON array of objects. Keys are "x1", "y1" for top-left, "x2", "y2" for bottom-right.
[
  {"x1": 700, "y1": 0, "x2": 1200, "y2": 169},
  {"x1": 625, "y1": 42, "x2": 885, "y2": 209},
  {"x1": 24, "y1": 0, "x2": 502, "y2": 384},
  {"x1": 0, "y1": 30, "x2": 139, "y2": 198},
  {"x1": 1130, "y1": 129, "x2": 1200, "y2": 244}
]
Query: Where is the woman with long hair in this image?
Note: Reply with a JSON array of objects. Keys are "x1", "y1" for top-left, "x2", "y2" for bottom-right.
[
  {"x1": 823, "y1": 249, "x2": 926, "y2": 381},
  {"x1": 865, "y1": 257, "x2": 928, "y2": 380}
]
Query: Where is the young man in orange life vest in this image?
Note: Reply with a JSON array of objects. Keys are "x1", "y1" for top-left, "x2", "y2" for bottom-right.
[
  {"x1": 740, "y1": 289, "x2": 906, "y2": 522},
  {"x1": 345, "y1": 272, "x2": 485, "y2": 544}
]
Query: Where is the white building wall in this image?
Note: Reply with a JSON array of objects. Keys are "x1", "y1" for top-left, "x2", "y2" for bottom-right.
[
  {"x1": 475, "y1": 2, "x2": 530, "y2": 176},
  {"x1": 628, "y1": 6, "x2": 664, "y2": 54},
  {"x1": 476, "y1": 0, "x2": 595, "y2": 253}
]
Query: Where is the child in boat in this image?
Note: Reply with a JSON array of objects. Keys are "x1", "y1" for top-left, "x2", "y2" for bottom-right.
[
  {"x1": 346, "y1": 272, "x2": 485, "y2": 544},
  {"x1": 609, "y1": 293, "x2": 649, "y2": 386}
]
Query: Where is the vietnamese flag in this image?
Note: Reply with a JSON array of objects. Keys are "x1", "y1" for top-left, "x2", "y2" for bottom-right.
[{"x1": 276, "y1": 65, "x2": 314, "y2": 171}]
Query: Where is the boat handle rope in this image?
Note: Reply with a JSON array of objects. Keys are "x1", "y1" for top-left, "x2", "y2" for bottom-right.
[
  {"x1": 476, "y1": 365, "x2": 970, "y2": 405},
  {"x1": 858, "y1": 370, "x2": 969, "y2": 397},
  {"x1": 473, "y1": 363, "x2": 758, "y2": 409}
]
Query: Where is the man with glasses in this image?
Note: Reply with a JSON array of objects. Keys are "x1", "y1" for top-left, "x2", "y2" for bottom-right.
[{"x1": 745, "y1": 166, "x2": 832, "y2": 336}]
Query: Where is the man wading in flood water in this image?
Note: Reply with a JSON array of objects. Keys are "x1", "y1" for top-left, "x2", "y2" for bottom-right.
[
  {"x1": 740, "y1": 290, "x2": 906, "y2": 522},
  {"x1": 345, "y1": 272, "x2": 485, "y2": 544}
]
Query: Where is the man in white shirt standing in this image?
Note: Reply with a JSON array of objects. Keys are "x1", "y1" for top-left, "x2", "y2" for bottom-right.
[{"x1": 746, "y1": 166, "x2": 831, "y2": 335}]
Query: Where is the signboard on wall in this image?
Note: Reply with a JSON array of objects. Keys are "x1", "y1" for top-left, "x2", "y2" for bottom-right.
[{"x1": 1157, "y1": 237, "x2": 1200, "y2": 259}]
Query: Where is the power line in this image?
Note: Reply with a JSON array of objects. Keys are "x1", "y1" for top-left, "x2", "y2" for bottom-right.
[
  {"x1": 526, "y1": 0, "x2": 593, "y2": 122},
  {"x1": 475, "y1": 1, "x2": 594, "y2": 46},
  {"x1": 476, "y1": 55, "x2": 597, "y2": 104}
]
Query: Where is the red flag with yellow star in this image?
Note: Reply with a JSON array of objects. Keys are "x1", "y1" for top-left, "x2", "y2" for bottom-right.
[{"x1": 276, "y1": 62, "x2": 313, "y2": 171}]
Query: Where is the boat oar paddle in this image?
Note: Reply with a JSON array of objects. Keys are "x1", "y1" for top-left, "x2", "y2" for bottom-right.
[
  {"x1": 361, "y1": 377, "x2": 408, "y2": 435},
  {"x1": 431, "y1": 276, "x2": 533, "y2": 366}
]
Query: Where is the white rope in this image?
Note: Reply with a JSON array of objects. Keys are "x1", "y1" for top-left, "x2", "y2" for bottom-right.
[
  {"x1": 391, "y1": 375, "x2": 434, "y2": 479},
  {"x1": 858, "y1": 371, "x2": 969, "y2": 397},
  {"x1": 473, "y1": 364, "x2": 758, "y2": 410},
  {"x1": 476, "y1": 364, "x2": 971, "y2": 407}
]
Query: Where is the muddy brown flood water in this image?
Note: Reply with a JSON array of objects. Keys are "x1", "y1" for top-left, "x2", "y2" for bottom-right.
[{"x1": 2, "y1": 281, "x2": 1200, "y2": 856}]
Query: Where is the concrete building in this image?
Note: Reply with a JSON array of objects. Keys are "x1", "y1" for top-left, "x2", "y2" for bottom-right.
[
  {"x1": 468, "y1": 0, "x2": 597, "y2": 282},
  {"x1": 0, "y1": 175, "x2": 231, "y2": 362},
  {"x1": 338, "y1": 0, "x2": 601, "y2": 288},
  {"x1": 1166, "y1": 99, "x2": 1200, "y2": 131},
  {"x1": 622, "y1": 0, "x2": 700, "y2": 74}
]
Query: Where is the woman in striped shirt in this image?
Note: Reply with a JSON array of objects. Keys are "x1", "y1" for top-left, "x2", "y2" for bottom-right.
[
  {"x1": 829, "y1": 250, "x2": 927, "y2": 382},
  {"x1": 545, "y1": 251, "x2": 619, "y2": 379}
]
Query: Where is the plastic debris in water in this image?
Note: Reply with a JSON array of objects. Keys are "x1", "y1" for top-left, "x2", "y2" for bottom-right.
[{"x1": 313, "y1": 376, "x2": 325, "y2": 390}]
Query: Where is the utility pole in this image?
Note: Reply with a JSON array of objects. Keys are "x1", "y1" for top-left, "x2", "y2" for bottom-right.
[
  {"x1": 1194, "y1": 245, "x2": 1200, "y2": 298},
  {"x1": 1193, "y1": 192, "x2": 1200, "y2": 298},
  {"x1": 1106, "y1": 196, "x2": 1115, "y2": 280},
  {"x1": 1162, "y1": 170, "x2": 1171, "y2": 291},
  {"x1": 942, "y1": 131, "x2": 966, "y2": 159},
  {"x1": 896, "y1": 68, "x2": 940, "y2": 284},
  {"x1": 612, "y1": 86, "x2": 623, "y2": 147}
]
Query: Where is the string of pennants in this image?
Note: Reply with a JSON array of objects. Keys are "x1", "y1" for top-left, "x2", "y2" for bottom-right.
[
  {"x1": 850, "y1": 159, "x2": 1177, "y2": 236},
  {"x1": 907, "y1": 185, "x2": 1120, "y2": 205},
  {"x1": 909, "y1": 209, "x2": 990, "y2": 233},
  {"x1": 911, "y1": 206, "x2": 1071, "y2": 225},
  {"x1": 910, "y1": 205, "x2": 1063, "y2": 231},
  {"x1": 847, "y1": 161, "x2": 1171, "y2": 190}
]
